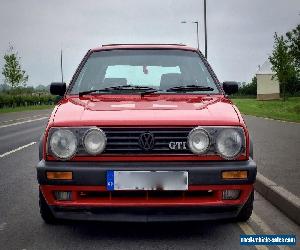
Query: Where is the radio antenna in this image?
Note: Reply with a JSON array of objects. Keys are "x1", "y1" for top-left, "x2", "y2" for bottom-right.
[{"x1": 60, "y1": 49, "x2": 64, "y2": 83}]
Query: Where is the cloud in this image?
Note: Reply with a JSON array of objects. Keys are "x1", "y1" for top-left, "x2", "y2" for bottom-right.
[{"x1": 0, "y1": 0, "x2": 299, "y2": 85}]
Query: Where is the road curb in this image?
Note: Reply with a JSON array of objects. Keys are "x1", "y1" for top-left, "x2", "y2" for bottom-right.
[
  {"x1": 246, "y1": 115, "x2": 300, "y2": 124},
  {"x1": 255, "y1": 173, "x2": 300, "y2": 225}
]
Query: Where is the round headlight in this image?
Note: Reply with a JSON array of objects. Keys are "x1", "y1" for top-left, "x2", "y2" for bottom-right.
[
  {"x1": 83, "y1": 128, "x2": 106, "y2": 155},
  {"x1": 216, "y1": 128, "x2": 243, "y2": 159},
  {"x1": 188, "y1": 127, "x2": 210, "y2": 154},
  {"x1": 50, "y1": 129, "x2": 77, "y2": 160}
]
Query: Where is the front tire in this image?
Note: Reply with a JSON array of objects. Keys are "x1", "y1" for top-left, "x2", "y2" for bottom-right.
[
  {"x1": 236, "y1": 191, "x2": 254, "y2": 222},
  {"x1": 39, "y1": 189, "x2": 57, "y2": 224}
]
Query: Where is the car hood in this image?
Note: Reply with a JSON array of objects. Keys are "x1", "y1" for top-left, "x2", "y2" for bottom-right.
[{"x1": 51, "y1": 95, "x2": 240, "y2": 126}]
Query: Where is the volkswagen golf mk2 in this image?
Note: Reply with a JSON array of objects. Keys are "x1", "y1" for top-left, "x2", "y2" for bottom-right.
[{"x1": 37, "y1": 44, "x2": 257, "y2": 223}]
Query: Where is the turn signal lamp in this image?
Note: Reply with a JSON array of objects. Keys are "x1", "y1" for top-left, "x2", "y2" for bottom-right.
[
  {"x1": 222, "y1": 170, "x2": 248, "y2": 179},
  {"x1": 46, "y1": 171, "x2": 73, "y2": 180}
]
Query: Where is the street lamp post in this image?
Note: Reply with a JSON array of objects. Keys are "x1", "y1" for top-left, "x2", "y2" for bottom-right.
[
  {"x1": 181, "y1": 21, "x2": 200, "y2": 50},
  {"x1": 204, "y1": 0, "x2": 207, "y2": 58},
  {"x1": 194, "y1": 21, "x2": 199, "y2": 51},
  {"x1": 181, "y1": 0, "x2": 207, "y2": 58}
]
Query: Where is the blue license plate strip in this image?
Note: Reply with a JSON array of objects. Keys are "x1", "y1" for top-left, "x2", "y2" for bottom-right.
[{"x1": 106, "y1": 170, "x2": 115, "y2": 191}]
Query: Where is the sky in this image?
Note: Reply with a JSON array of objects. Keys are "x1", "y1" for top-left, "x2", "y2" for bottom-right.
[{"x1": 0, "y1": 0, "x2": 299, "y2": 86}]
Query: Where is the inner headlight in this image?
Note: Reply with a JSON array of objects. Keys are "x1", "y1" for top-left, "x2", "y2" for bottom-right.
[
  {"x1": 50, "y1": 129, "x2": 77, "y2": 160},
  {"x1": 83, "y1": 128, "x2": 106, "y2": 155},
  {"x1": 188, "y1": 127, "x2": 210, "y2": 154},
  {"x1": 216, "y1": 128, "x2": 243, "y2": 159}
]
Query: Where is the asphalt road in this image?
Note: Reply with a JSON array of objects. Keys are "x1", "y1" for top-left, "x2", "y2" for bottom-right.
[
  {"x1": 244, "y1": 116, "x2": 300, "y2": 197},
  {"x1": 0, "y1": 110, "x2": 299, "y2": 250}
]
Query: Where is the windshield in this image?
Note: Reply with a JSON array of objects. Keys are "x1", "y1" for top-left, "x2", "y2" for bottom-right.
[{"x1": 69, "y1": 49, "x2": 220, "y2": 94}]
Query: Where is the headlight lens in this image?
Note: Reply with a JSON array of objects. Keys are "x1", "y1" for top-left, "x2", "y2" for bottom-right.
[
  {"x1": 216, "y1": 128, "x2": 243, "y2": 159},
  {"x1": 83, "y1": 128, "x2": 106, "y2": 155},
  {"x1": 50, "y1": 129, "x2": 77, "y2": 160},
  {"x1": 188, "y1": 127, "x2": 210, "y2": 154}
]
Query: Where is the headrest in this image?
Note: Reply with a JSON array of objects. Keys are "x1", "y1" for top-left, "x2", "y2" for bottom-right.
[
  {"x1": 103, "y1": 78, "x2": 127, "y2": 87},
  {"x1": 160, "y1": 73, "x2": 182, "y2": 90}
]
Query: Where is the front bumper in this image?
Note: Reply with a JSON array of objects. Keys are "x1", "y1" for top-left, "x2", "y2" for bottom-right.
[
  {"x1": 37, "y1": 159, "x2": 256, "y2": 221},
  {"x1": 49, "y1": 205, "x2": 245, "y2": 222}
]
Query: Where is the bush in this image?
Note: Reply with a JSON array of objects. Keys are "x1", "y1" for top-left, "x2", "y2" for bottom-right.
[
  {"x1": 286, "y1": 75, "x2": 300, "y2": 94},
  {"x1": 237, "y1": 76, "x2": 257, "y2": 96},
  {"x1": 0, "y1": 93, "x2": 57, "y2": 109}
]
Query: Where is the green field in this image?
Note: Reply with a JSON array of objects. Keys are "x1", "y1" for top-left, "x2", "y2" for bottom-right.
[
  {"x1": 233, "y1": 97, "x2": 300, "y2": 123},
  {"x1": 0, "y1": 104, "x2": 54, "y2": 114}
]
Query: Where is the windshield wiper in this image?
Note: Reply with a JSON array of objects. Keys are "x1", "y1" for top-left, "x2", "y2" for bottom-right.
[
  {"x1": 79, "y1": 85, "x2": 158, "y2": 97},
  {"x1": 166, "y1": 84, "x2": 214, "y2": 92},
  {"x1": 110, "y1": 85, "x2": 159, "y2": 97},
  {"x1": 140, "y1": 89, "x2": 160, "y2": 97},
  {"x1": 79, "y1": 88, "x2": 111, "y2": 96}
]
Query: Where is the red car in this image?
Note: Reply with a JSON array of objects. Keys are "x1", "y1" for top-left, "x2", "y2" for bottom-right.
[{"x1": 37, "y1": 44, "x2": 256, "y2": 223}]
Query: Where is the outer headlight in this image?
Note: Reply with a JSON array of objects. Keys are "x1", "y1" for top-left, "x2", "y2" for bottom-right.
[
  {"x1": 50, "y1": 129, "x2": 77, "y2": 160},
  {"x1": 188, "y1": 127, "x2": 210, "y2": 154},
  {"x1": 83, "y1": 128, "x2": 106, "y2": 155},
  {"x1": 216, "y1": 128, "x2": 243, "y2": 159}
]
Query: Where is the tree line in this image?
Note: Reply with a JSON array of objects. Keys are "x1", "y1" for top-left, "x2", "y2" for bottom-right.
[
  {"x1": 237, "y1": 24, "x2": 300, "y2": 99},
  {"x1": 0, "y1": 93, "x2": 57, "y2": 109},
  {"x1": 1, "y1": 45, "x2": 57, "y2": 109}
]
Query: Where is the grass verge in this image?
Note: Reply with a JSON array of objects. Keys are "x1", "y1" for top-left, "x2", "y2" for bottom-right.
[
  {"x1": 0, "y1": 105, "x2": 54, "y2": 114},
  {"x1": 233, "y1": 97, "x2": 300, "y2": 123}
]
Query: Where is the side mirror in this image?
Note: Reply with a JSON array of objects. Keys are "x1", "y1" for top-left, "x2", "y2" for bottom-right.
[
  {"x1": 222, "y1": 81, "x2": 238, "y2": 95},
  {"x1": 50, "y1": 82, "x2": 66, "y2": 96}
]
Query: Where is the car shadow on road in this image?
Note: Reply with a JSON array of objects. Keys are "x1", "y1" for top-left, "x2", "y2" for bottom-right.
[{"x1": 50, "y1": 220, "x2": 234, "y2": 241}]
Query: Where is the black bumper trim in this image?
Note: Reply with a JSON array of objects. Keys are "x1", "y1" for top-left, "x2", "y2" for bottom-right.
[
  {"x1": 37, "y1": 159, "x2": 257, "y2": 186},
  {"x1": 50, "y1": 205, "x2": 242, "y2": 222}
]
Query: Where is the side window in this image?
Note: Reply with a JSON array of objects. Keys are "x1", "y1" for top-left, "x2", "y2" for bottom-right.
[{"x1": 105, "y1": 65, "x2": 180, "y2": 87}]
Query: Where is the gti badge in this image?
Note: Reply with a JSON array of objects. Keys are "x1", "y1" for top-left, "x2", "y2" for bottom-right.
[{"x1": 169, "y1": 141, "x2": 187, "y2": 150}]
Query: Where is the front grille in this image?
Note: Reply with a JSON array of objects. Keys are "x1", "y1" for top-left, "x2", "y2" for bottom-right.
[{"x1": 102, "y1": 127, "x2": 192, "y2": 154}]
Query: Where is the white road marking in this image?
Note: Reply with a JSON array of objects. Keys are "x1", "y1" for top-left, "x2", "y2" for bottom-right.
[
  {"x1": 0, "y1": 114, "x2": 48, "y2": 124},
  {"x1": 0, "y1": 222, "x2": 7, "y2": 231},
  {"x1": 0, "y1": 117, "x2": 48, "y2": 129},
  {"x1": 250, "y1": 212, "x2": 290, "y2": 250},
  {"x1": 0, "y1": 142, "x2": 36, "y2": 158},
  {"x1": 238, "y1": 222, "x2": 269, "y2": 250}
]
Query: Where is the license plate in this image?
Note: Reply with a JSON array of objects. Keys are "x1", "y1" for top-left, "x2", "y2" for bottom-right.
[{"x1": 106, "y1": 171, "x2": 188, "y2": 191}]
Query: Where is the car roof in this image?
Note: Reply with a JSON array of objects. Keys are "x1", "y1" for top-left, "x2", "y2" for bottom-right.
[{"x1": 91, "y1": 44, "x2": 198, "y2": 52}]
